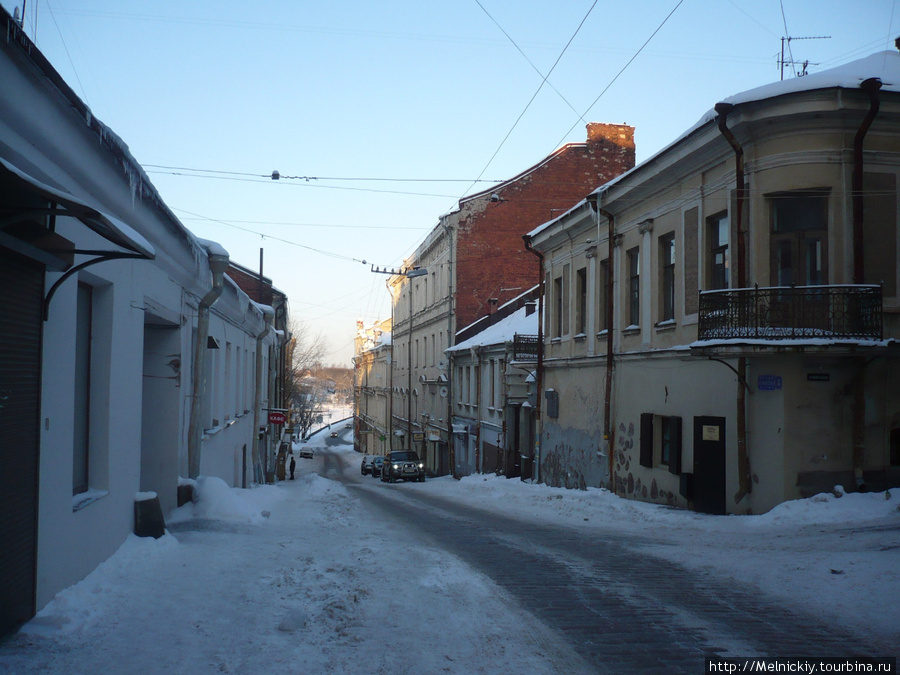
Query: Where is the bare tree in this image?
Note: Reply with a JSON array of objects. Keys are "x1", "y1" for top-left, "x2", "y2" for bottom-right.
[{"x1": 286, "y1": 321, "x2": 329, "y2": 439}]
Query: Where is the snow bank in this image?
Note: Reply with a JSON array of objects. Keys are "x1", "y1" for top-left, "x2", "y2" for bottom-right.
[{"x1": 168, "y1": 475, "x2": 284, "y2": 525}]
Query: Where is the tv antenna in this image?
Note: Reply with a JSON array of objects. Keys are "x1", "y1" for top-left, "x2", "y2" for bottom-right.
[{"x1": 779, "y1": 36, "x2": 830, "y2": 80}]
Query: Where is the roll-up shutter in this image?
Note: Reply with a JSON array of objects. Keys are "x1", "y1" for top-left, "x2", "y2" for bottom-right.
[{"x1": 0, "y1": 246, "x2": 44, "y2": 637}]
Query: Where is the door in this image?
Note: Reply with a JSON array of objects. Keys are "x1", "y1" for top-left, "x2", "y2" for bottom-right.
[
  {"x1": 692, "y1": 416, "x2": 726, "y2": 515},
  {"x1": 0, "y1": 247, "x2": 44, "y2": 636}
]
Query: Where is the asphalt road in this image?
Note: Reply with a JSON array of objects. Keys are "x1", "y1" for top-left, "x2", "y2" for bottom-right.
[{"x1": 319, "y1": 448, "x2": 885, "y2": 674}]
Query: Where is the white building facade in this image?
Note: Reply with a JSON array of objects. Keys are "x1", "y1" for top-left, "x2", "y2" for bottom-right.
[{"x1": 1, "y1": 12, "x2": 279, "y2": 636}]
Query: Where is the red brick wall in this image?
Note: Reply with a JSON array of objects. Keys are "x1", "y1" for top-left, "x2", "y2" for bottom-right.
[
  {"x1": 227, "y1": 264, "x2": 274, "y2": 306},
  {"x1": 455, "y1": 123, "x2": 634, "y2": 332}
]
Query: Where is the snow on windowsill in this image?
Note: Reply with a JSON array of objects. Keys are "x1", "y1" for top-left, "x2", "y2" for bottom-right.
[
  {"x1": 654, "y1": 320, "x2": 676, "y2": 332},
  {"x1": 574, "y1": 333, "x2": 587, "y2": 342},
  {"x1": 622, "y1": 325, "x2": 640, "y2": 335},
  {"x1": 73, "y1": 488, "x2": 109, "y2": 512}
]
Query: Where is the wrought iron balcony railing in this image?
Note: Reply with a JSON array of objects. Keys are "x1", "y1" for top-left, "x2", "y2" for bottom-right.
[
  {"x1": 513, "y1": 334, "x2": 540, "y2": 361},
  {"x1": 698, "y1": 284, "x2": 883, "y2": 341}
]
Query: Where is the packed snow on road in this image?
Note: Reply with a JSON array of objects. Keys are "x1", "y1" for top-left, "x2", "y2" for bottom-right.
[{"x1": 1, "y1": 425, "x2": 897, "y2": 673}]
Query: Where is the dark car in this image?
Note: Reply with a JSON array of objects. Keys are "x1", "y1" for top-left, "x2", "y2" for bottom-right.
[
  {"x1": 370, "y1": 456, "x2": 385, "y2": 478},
  {"x1": 330, "y1": 431, "x2": 338, "y2": 438},
  {"x1": 381, "y1": 451, "x2": 425, "y2": 483},
  {"x1": 360, "y1": 455, "x2": 374, "y2": 475}
]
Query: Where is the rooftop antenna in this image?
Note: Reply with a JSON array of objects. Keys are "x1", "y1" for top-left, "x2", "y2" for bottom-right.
[{"x1": 779, "y1": 36, "x2": 830, "y2": 80}]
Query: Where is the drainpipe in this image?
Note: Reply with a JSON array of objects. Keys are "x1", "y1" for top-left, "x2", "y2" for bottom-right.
[
  {"x1": 523, "y1": 234, "x2": 544, "y2": 483},
  {"x1": 586, "y1": 194, "x2": 617, "y2": 488},
  {"x1": 852, "y1": 77, "x2": 882, "y2": 284},
  {"x1": 251, "y1": 305, "x2": 275, "y2": 484},
  {"x1": 714, "y1": 103, "x2": 752, "y2": 503},
  {"x1": 187, "y1": 249, "x2": 231, "y2": 480},
  {"x1": 851, "y1": 78, "x2": 882, "y2": 488},
  {"x1": 442, "y1": 216, "x2": 456, "y2": 478}
]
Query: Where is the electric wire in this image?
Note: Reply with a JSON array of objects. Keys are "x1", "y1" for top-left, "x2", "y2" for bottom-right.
[
  {"x1": 474, "y1": 0, "x2": 588, "y2": 126},
  {"x1": 461, "y1": 0, "x2": 599, "y2": 200},
  {"x1": 171, "y1": 207, "x2": 369, "y2": 266},
  {"x1": 553, "y1": 0, "x2": 685, "y2": 151}
]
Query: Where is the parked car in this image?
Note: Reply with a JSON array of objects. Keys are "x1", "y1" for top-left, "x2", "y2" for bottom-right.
[
  {"x1": 361, "y1": 455, "x2": 374, "y2": 475},
  {"x1": 370, "y1": 456, "x2": 384, "y2": 478},
  {"x1": 381, "y1": 451, "x2": 425, "y2": 483},
  {"x1": 298, "y1": 446, "x2": 314, "y2": 459}
]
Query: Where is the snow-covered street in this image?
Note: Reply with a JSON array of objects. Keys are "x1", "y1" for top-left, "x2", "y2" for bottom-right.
[{"x1": 1, "y1": 425, "x2": 897, "y2": 673}]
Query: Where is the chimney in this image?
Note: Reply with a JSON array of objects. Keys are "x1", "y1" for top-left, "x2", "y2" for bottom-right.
[
  {"x1": 525, "y1": 300, "x2": 537, "y2": 316},
  {"x1": 586, "y1": 122, "x2": 635, "y2": 151}
]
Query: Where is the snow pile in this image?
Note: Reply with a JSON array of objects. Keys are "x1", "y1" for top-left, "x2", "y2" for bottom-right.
[
  {"x1": 745, "y1": 487, "x2": 898, "y2": 528},
  {"x1": 21, "y1": 534, "x2": 182, "y2": 637},
  {"x1": 168, "y1": 475, "x2": 284, "y2": 525}
]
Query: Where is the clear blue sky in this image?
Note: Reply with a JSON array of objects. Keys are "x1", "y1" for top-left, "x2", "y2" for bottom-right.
[{"x1": 4, "y1": 0, "x2": 895, "y2": 365}]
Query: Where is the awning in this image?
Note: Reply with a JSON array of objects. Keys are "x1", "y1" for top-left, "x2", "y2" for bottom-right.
[{"x1": 0, "y1": 156, "x2": 156, "y2": 259}]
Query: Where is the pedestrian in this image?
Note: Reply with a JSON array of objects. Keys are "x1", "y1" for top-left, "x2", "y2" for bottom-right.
[{"x1": 289, "y1": 455, "x2": 296, "y2": 480}]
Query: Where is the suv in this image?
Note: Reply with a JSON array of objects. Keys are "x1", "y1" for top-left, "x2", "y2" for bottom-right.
[{"x1": 381, "y1": 451, "x2": 425, "y2": 483}]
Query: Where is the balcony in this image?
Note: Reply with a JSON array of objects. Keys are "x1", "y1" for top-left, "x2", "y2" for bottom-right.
[{"x1": 698, "y1": 285, "x2": 883, "y2": 341}]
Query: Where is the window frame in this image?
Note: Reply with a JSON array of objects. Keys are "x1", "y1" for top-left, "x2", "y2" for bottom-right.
[
  {"x1": 707, "y1": 211, "x2": 730, "y2": 290},
  {"x1": 659, "y1": 233, "x2": 676, "y2": 322},
  {"x1": 627, "y1": 247, "x2": 640, "y2": 327}
]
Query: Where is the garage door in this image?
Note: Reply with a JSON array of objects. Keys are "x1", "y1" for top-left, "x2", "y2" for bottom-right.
[{"x1": 0, "y1": 246, "x2": 44, "y2": 636}]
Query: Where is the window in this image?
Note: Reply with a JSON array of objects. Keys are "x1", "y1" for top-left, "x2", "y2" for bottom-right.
[
  {"x1": 627, "y1": 247, "x2": 640, "y2": 327},
  {"x1": 708, "y1": 212, "x2": 730, "y2": 290},
  {"x1": 553, "y1": 265, "x2": 572, "y2": 338},
  {"x1": 488, "y1": 359, "x2": 495, "y2": 407},
  {"x1": 769, "y1": 190, "x2": 829, "y2": 286},
  {"x1": 575, "y1": 267, "x2": 587, "y2": 335},
  {"x1": 639, "y1": 413, "x2": 682, "y2": 474},
  {"x1": 553, "y1": 276, "x2": 563, "y2": 338},
  {"x1": 73, "y1": 283, "x2": 93, "y2": 495},
  {"x1": 659, "y1": 233, "x2": 675, "y2": 322},
  {"x1": 597, "y1": 259, "x2": 609, "y2": 333}
]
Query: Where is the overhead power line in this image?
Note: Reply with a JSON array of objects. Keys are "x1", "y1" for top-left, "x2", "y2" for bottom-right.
[
  {"x1": 143, "y1": 164, "x2": 502, "y2": 184},
  {"x1": 464, "y1": 0, "x2": 599, "y2": 199},
  {"x1": 172, "y1": 207, "x2": 370, "y2": 266},
  {"x1": 554, "y1": 0, "x2": 685, "y2": 150}
]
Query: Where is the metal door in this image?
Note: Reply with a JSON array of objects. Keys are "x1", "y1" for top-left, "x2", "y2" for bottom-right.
[{"x1": 692, "y1": 416, "x2": 727, "y2": 515}]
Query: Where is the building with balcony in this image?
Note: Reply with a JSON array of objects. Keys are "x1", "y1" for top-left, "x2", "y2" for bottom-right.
[
  {"x1": 388, "y1": 123, "x2": 635, "y2": 476},
  {"x1": 524, "y1": 50, "x2": 900, "y2": 514}
]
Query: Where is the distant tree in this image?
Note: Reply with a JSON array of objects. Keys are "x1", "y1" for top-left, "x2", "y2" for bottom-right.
[{"x1": 287, "y1": 322, "x2": 328, "y2": 439}]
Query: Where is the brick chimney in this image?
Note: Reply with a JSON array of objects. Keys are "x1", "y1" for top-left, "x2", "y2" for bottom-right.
[{"x1": 586, "y1": 122, "x2": 635, "y2": 151}]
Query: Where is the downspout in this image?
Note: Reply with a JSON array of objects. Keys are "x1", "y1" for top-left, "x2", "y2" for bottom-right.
[
  {"x1": 251, "y1": 305, "x2": 275, "y2": 484},
  {"x1": 475, "y1": 347, "x2": 482, "y2": 473},
  {"x1": 714, "y1": 102, "x2": 751, "y2": 503},
  {"x1": 443, "y1": 216, "x2": 457, "y2": 478},
  {"x1": 851, "y1": 77, "x2": 883, "y2": 488},
  {"x1": 187, "y1": 249, "x2": 230, "y2": 480},
  {"x1": 852, "y1": 77, "x2": 882, "y2": 284},
  {"x1": 586, "y1": 194, "x2": 617, "y2": 487},
  {"x1": 523, "y1": 234, "x2": 544, "y2": 483}
]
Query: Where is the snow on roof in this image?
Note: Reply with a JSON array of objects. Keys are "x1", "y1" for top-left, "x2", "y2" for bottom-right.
[
  {"x1": 196, "y1": 237, "x2": 230, "y2": 259},
  {"x1": 447, "y1": 306, "x2": 538, "y2": 353},
  {"x1": 529, "y1": 51, "x2": 900, "y2": 241}
]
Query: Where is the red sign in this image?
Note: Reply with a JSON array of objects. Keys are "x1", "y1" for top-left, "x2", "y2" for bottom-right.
[{"x1": 268, "y1": 411, "x2": 287, "y2": 425}]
